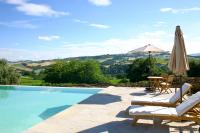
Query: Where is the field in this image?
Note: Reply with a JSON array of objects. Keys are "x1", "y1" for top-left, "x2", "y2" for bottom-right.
[{"x1": 20, "y1": 76, "x2": 44, "y2": 86}]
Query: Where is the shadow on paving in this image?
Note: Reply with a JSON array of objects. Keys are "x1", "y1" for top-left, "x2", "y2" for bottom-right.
[
  {"x1": 78, "y1": 120, "x2": 199, "y2": 133},
  {"x1": 129, "y1": 89, "x2": 157, "y2": 96},
  {"x1": 79, "y1": 93, "x2": 121, "y2": 105},
  {"x1": 78, "y1": 120, "x2": 170, "y2": 133},
  {"x1": 130, "y1": 92, "x2": 147, "y2": 96},
  {"x1": 39, "y1": 105, "x2": 71, "y2": 120},
  {"x1": 162, "y1": 121, "x2": 199, "y2": 133},
  {"x1": 116, "y1": 110, "x2": 130, "y2": 118},
  {"x1": 148, "y1": 92, "x2": 171, "y2": 98},
  {"x1": 133, "y1": 90, "x2": 165, "y2": 98}
]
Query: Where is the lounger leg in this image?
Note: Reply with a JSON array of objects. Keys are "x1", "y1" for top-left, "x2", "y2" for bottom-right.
[
  {"x1": 165, "y1": 87, "x2": 170, "y2": 94},
  {"x1": 160, "y1": 87, "x2": 163, "y2": 94},
  {"x1": 162, "y1": 89, "x2": 168, "y2": 94},
  {"x1": 196, "y1": 120, "x2": 200, "y2": 125},
  {"x1": 132, "y1": 117, "x2": 138, "y2": 125},
  {"x1": 154, "y1": 118, "x2": 163, "y2": 125},
  {"x1": 169, "y1": 88, "x2": 173, "y2": 93}
]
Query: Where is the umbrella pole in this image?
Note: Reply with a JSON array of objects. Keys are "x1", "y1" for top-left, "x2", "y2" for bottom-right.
[
  {"x1": 148, "y1": 51, "x2": 151, "y2": 90},
  {"x1": 180, "y1": 75, "x2": 183, "y2": 103},
  {"x1": 148, "y1": 51, "x2": 151, "y2": 76}
]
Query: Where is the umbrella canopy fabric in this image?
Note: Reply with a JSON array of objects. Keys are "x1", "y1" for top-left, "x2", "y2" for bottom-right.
[
  {"x1": 168, "y1": 26, "x2": 189, "y2": 75},
  {"x1": 129, "y1": 44, "x2": 164, "y2": 91},
  {"x1": 130, "y1": 44, "x2": 164, "y2": 53}
]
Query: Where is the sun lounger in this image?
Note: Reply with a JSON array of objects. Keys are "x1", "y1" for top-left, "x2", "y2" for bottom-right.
[
  {"x1": 131, "y1": 83, "x2": 192, "y2": 107},
  {"x1": 129, "y1": 92, "x2": 200, "y2": 125}
]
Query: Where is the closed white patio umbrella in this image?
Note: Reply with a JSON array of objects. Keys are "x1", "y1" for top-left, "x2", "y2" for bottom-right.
[{"x1": 168, "y1": 25, "x2": 190, "y2": 102}]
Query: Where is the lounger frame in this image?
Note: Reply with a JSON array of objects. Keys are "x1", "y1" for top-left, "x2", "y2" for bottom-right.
[
  {"x1": 131, "y1": 85, "x2": 192, "y2": 107},
  {"x1": 131, "y1": 103, "x2": 200, "y2": 125}
]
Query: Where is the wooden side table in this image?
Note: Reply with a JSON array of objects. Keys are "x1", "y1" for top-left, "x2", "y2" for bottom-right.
[{"x1": 147, "y1": 76, "x2": 163, "y2": 92}]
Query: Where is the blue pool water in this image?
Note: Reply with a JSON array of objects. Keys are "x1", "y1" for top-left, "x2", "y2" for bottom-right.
[{"x1": 0, "y1": 86, "x2": 101, "y2": 133}]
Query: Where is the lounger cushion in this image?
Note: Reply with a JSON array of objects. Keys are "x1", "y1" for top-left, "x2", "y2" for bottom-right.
[
  {"x1": 169, "y1": 83, "x2": 191, "y2": 103},
  {"x1": 132, "y1": 97, "x2": 170, "y2": 103},
  {"x1": 129, "y1": 105, "x2": 177, "y2": 116},
  {"x1": 131, "y1": 83, "x2": 191, "y2": 104},
  {"x1": 176, "y1": 92, "x2": 200, "y2": 116}
]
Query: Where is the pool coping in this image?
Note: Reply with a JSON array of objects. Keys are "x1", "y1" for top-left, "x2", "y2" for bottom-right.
[{"x1": 0, "y1": 84, "x2": 103, "y2": 89}]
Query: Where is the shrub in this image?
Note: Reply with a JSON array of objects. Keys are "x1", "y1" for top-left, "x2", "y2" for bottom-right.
[
  {"x1": 44, "y1": 60, "x2": 107, "y2": 84},
  {"x1": 187, "y1": 59, "x2": 200, "y2": 77},
  {"x1": 179, "y1": 77, "x2": 200, "y2": 94},
  {"x1": 0, "y1": 59, "x2": 20, "y2": 84},
  {"x1": 127, "y1": 58, "x2": 165, "y2": 82},
  {"x1": 119, "y1": 78, "x2": 129, "y2": 83}
]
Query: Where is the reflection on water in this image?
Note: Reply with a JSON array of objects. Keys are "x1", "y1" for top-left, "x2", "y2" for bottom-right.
[{"x1": 0, "y1": 86, "x2": 15, "y2": 99}]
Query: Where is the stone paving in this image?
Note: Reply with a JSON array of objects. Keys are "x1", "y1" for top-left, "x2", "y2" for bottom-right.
[{"x1": 24, "y1": 86, "x2": 199, "y2": 133}]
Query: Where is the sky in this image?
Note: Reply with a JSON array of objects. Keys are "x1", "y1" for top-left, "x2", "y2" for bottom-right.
[{"x1": 0, "y1": 0, "x2": 200, "y2": 61}]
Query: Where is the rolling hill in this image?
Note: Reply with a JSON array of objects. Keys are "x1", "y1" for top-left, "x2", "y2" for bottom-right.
[
  {"x1": 8, "y1": 51, "x2": 200, "y2": 76},
  {"x1": 190, "y1": 53, "x2": 200, "y2": 57},
  {"x1": 9, "y1": 52, "x2": 170, "y2": 74}
]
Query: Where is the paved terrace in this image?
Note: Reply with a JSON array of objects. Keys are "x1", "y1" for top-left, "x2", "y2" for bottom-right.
[{"x1": 24, "y1": 87, "x2": 199, "y2": 133}]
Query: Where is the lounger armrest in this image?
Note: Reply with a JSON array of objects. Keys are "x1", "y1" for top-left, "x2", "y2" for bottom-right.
[{"x1": 131, "y1": 101, "x2": 176, "y2": 107}]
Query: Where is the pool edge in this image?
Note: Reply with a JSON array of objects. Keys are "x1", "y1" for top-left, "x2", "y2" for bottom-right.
[{"x1": 22, "y1": 87, "x2": 107, "y2": 133}]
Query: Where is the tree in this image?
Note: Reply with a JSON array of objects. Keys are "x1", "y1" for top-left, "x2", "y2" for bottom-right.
[
  {"x1": 101, "y1": 64, "x2": 128, "y2": 76},
  {"x1": 43, "y1": 60, "x2": 106, "y2": 84},
  {"x1": 187, "y1": 59, "x2": 200, "y2": 77},
  {"x1": 0, "y1": 59, "x2": 20, "y2": 84},
  {"x1": 127, "y1": 58, "x2": 164, "y2": 82}
]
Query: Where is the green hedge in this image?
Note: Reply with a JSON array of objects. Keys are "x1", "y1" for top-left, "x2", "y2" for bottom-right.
[
  {"x1": 183, "y1": 77, "x2": 200, "y2": 94},
  {"x1": 43, "y1": 60, "x2": 107, "y2": 84},
  {"x1": 0, "y1": 59, "x2": 20, "y2": 84}
]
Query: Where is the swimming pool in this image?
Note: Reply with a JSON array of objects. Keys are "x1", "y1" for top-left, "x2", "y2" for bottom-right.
[{"x1": 0, "y1": 85, "x2": 101, "y2": 133}]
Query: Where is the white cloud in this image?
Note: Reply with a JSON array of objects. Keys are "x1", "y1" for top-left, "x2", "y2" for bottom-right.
[
  {"x1": 6, "y1": 0, "x2": 25, "y2": 4},
  {"x1": 153, "y1": 21, "x2": 166, "y2": 27},
  {"x1": 2, "y1": 30, "x2": 199, "y2": 61},
  {"x1": 73, "y1": 19, "x2": 88, "y2": 24},
  {"x1": 160, "y1": 8, "x2": 177, "y2": 13},
  {"x1": 0, "y1": 20, "x2": 37, "y2": 29},
  {"x1": 57, "y1": 33, "x2": 197, "y2": 56},
  {"x1": 73, "y1": 18, "x2": 110, "y2": 29},
  {"x1": 88, "y1": 0, "x2": 111, "y2": 6},
  {"x1": 160, "y1": 7, "x2": 200, "y2": 13},
  {"x1": 4, "y1": 0, "x2": 69, "y2": 17},
  {"x1": 38, "y1": 35, "x2": 60, "y2": 41},
  {"x1": 89, "y1": 23, "x2": 110, "y2": 29},
  {"x1": 0, "y1": 48, "x2": 39, "y2": 61},
  {"x1": 16, "y1": 3, "x2": 69, "y2": 17},
  {"x1": 0, "y1": 31, "x2": 173, "y2": 61}
]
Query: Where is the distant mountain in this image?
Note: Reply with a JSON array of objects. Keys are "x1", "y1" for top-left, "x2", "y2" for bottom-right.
[
  {"x1": 9, "y1": 52, "x2": 170, "y2": 74},
  {"x1": 8, "y1": 51, "x2": 200, "y2": 76},
  {"x1": 190, "y1": 53, "x2": 200, "y2": 57}
]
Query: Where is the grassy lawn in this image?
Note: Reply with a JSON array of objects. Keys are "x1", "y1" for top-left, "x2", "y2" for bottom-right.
[
  {"x1": 20, "y1": 76, "x2": 44, "y2": 86},
  {"x1": 20, "y1": 76, "x2": 116, "y2": 87},
  {"x1": 109, "y1": 78, "x2": 123, "y2": 85}
]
